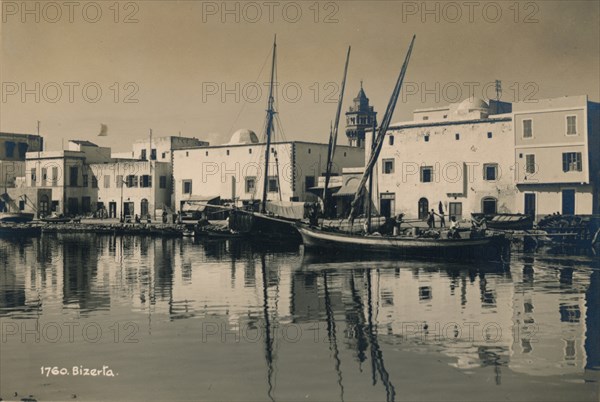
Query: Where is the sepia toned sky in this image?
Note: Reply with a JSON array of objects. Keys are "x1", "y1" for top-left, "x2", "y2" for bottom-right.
[{"x1": 1, "y1": 0, "x2": 599, "y2": 151}]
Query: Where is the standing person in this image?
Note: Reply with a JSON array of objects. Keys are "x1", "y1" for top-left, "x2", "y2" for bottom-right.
[
  {"x1": 427, "y1": 209, "x2": 436, "y2": 228},
  {"x1": 438, "y1": 201, "x2": 446, "y2": 228}
]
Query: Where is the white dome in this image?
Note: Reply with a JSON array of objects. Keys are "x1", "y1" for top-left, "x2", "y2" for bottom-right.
[
  {"x1": 457, "y1": 97, "x2": 489, "y2": 114},
  {"x1": 227, "y1": 129, "x2": 259, "y2": 145}
]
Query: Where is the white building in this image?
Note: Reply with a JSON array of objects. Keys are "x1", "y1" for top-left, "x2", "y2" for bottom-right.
[
  {"x1": 513, "y1": 95, "x2": 600, "y2": 218},
  {"x1": 89, "y1": 160, "x2": 171, "y2": 219},
  {"x1": 173, "y1": 129, "x2": 364, "y2": 211},
  {"x1": 366, "y1": 98, "x2": 516, "y2": 220},
  {"x1": 25, "y1": 138, "x2": 193, "y2": 218},
  {"x1": 365, "y1": 95, "x2": 599, "y2": 221}
]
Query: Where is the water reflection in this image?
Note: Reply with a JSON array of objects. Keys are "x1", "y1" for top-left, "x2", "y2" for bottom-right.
[{"x1": 0, "y1": 234, "x2": 598, "y2": 401}]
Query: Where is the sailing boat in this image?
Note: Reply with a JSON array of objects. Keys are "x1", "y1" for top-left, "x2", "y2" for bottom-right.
[
  {"x1": 296, "y1": 35, "x2": 511, "y2": 262},
  {"x1": 228, "y1": 36, "x2": 302, "y2": 242}
]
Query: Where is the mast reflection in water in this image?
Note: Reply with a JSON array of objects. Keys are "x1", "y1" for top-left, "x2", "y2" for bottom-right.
[{"x1": 0, "y1": 234, "x2": 598, "y2": 402}]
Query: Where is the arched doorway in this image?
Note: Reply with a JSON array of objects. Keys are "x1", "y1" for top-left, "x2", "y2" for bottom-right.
[
  {"x1": 482, "y1": 197, "x2": 498, "y2": 215},
  {"x1": 418, "y1": 197, "x2": 429, "y2": 220},
  {"x1": 140, "y1": 198, "x2": 149, "y2": 218}
]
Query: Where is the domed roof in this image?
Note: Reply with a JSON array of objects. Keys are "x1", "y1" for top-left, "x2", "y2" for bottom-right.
[
  {"x1": 227, "y1": 129, "x2": 259, "y2": 145},
  {"x1": 457, "y1": 97, "x2": 489, "y2": 114}
]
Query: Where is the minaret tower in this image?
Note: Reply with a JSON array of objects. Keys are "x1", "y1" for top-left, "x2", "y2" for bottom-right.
[{"x1": 345, "y1": 81, "x2": 377, "y2": 148}]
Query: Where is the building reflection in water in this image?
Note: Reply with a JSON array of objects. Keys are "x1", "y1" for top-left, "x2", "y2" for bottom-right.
[{"x1": 0, "y1": 235, "x2": 599, "y2": 400}]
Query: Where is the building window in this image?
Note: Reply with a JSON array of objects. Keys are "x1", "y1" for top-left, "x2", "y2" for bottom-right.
[
  {"x1": 389, "y1": 135, "x2": 394, "y2": 146},
  {"x1": 5, "y1": 141, "x2": 15, "y2": 158},
  {"x1": 186, "y1": 152, "x2": 189, "y2": 157},
  {"x1": 523, "y1": 119, "x2": 533, "y2": 138},
  {"x1": 41, "y1": 168, "x2": 47, "y2": 185},
  {"x1": 562, "y1": 152, "x2": 582, "y2": 172},
  {"x1": 18, "y1": 143, "x2": 28, "y2": 158},
  {"x1": 268, "y1": 176, "x2": 279, "y2": 193},
  {"x1": 455, "y1": 133, "x2": 460, "y2": 140},
  {"x1": 308, "y1": 148, "x2": 311, "y2": 154},
  {"x1": 162, "y1": 152, "x2": 167, "y2": 159},
  {"x1": 150, "y1": 149, "x2": 157, "y2": 160},
  {"x1": 424, "y1": 135, "x2": 430, "y2": 142},
  {"x1": 304, "y1": 176, "x2": 315, "y2": 191},
  {"x1": 420, "y1": 166, "x2": 433, "y2": 183},
  {"x1": 249, "y1": 148, "x2": 252, "y2": 154},
  {"x1": 487, "y1": 132, "x2": 493, "y2": 139},
  {"x1": 31, "y1": 168, "x2": 37, "y2": 185},
  {"x1": 19, "y1": 200, "x2": 25, "y2": 211},
  {"x1": 205, "y1": 151, "x2": 208, "y2": 156},
  {"x1": 116, "y1": 175, "x2": 123, "y2": 188},
  {"x1": 443, "y1": 114, "x2": 448, "y2": 119},
  {"x1": 483, "y1": 164, "x2": 498, "y2": 181},
  {"x1": 82, "y1": 174, "x2": 89, "y2": 187},
  {"x1": 159, "y1": 176, "x2": 167, "y2": 189},
  {"x1": 422, "y1": 116, "x2": 429, "y2": 121},
  {"x1": 52, "y1": 167, "x2": 58, "y2": 186},
  {"x1": 482, "y1": 197, "x2": 498, "y2": 214},
  {"x1": 245, "y1": 177, "x2": 256, "y2": 193},
  {"x1": 226, "y1": 150, "x2": 230, "y2": 156},
  {"x1": 104, "y1": 175, "x2": 111, "y2": 188},
  {"x1": 91, "y1": 176, "x2": 98, "y2": 188},
  {"x1": 525, "y1": 154, "x2": 536, "y2": 174},
  {"x1": 344, "y1": 152, "x2": 347, "y2": 157},
  {"x1": 182, "y1": 180, "x2": 192, "y2": 194},
  {"x1": 69, "y1": 167, "x2": 78, "y2": 187},
  {"x1": 140, "y1": 175, "x2": 152, "y2": 188},
  {"x1": 382, "y1": 159, "x2": 394, "y2": 174},
  {"x1": 566, "y1": 115, "x2": 577, "y2": 135},
  {"x1": 126, "y1": 175, "x2": 138, "y2": 188},
  {"x1": 141, "y1": 149, "x2": 147, "y2": 160}
]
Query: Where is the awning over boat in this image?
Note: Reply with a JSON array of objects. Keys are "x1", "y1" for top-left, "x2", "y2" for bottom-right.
[
  {"x1": 181, "y1": 196, "x2": 220, "y2": 212},
  {"x1": 265, "y1": 200, "x2": 308, "y2": 220},
  {"x1": 333, "y1": 178, "x2": 360, "y2": 197}
]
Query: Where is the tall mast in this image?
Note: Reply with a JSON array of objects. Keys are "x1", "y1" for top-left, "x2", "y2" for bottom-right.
[
  {"x1": 322, "y1": 46, "x2": 351, "y2": 216},
  {"x1": 365, "y1": 118, "x2": 376, "y2": 232},
  {"x1": 348, "y1": 35, "x2": 415, "y2": 222},
  {"x1": 261, "y1": 36, "x2": 277, "y2": 213}
]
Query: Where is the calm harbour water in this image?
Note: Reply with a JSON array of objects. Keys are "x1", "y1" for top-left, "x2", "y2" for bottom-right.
[{"x1": 1, "y1": 234, "x2": 599, "y2": 402}]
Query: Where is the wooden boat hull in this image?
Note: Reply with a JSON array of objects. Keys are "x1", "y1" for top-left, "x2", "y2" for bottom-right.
[
  {"x1": 297, "y1": 225, "x2": 510, "y2": 262},
  {"x1": 0, "y1": 212, "x2": 34, "y2": 223},
  {"x1": 229, "y1": 210, "x2": 301, "y2": 243},
  {"x1": 41, "y1": 218, "x2": 73, "y2": 223}
]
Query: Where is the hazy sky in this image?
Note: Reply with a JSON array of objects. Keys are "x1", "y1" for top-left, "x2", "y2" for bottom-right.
[{"x1": 1, "y1": 0, "x2": 599, "y2": 151}]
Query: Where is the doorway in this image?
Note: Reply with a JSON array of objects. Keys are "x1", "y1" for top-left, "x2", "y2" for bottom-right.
[
  {"x1": 418, "y1": 197, "x2": 429, "y2": 220},
  {"x1": 379, "y1": 193, "x2": 395, "y2": 218},
  {"x1": 562, "y1": 189, "x2": 575, "y2": 215},
  {"x1": 524, "y1": 193, "x2": 536, "y2": 217},
  {"x1": 109, "y1": 202, "x2": 117, "y2": 218},
  {"x1": 140, "y1": 198, "x2": 149, "y2": 217},
  {"x1": 124, "y1": 202, "x2": 134, "y2": 217},
  {"x1": 39, "y1": 195, "x2": 49, "y2": 217},
  {"x1": 67, "y1": 198, "x2": 79, "y2": 215}
]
